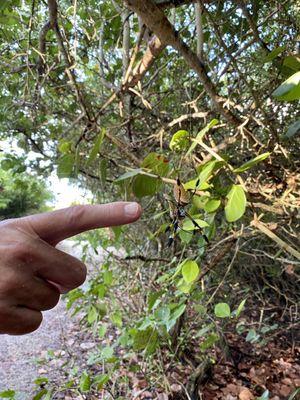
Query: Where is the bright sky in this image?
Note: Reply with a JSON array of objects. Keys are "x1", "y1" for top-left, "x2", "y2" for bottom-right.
[
  {"x1": 1, "y1": 140, "x2": 92, "y2": 210},
  {"x1": 47, "y1": 173, "x2": 93, "y2": 209}
]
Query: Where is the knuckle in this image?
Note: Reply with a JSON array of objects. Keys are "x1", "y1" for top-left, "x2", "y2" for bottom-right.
[
  {"x1": 0, "y1": 271, "x2": 19, "y2": 297},
  {"x1": 66, "y1": 205, "x2": 86, "y2": 226},
  {"x1": 9, "y1": 241, "x2": 32, "y2": 264}
]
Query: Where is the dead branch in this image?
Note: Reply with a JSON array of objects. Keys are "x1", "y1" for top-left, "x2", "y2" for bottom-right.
[
  {"x1": 251, "y1": 218, "x2": 300, "y2": 260},
  {"x1": 123, "y1": 0, "x2": 243, "y2": 129}
]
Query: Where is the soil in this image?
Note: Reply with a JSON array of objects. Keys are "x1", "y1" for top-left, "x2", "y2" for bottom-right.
[
  {"x1": 0, "y1": 301, "x2": 74, "y2": 399},
  {"x1": 0, "y1": 241, "x2": 81, "y2": 400}
]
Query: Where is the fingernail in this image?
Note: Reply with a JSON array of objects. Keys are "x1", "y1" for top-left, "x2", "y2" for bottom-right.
[{"x1": 124, "y1": 202, "x2": 140, "y2": 218}]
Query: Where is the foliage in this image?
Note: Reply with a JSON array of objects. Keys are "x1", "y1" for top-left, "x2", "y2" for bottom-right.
[{"x1": 0, "y1": 154, "x2": 53, "y2": 218}]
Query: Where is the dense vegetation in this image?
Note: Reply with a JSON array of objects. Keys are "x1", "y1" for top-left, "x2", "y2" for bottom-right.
[
  {"x1": 0, "y1": 0, "x2": 299, "y2": 399},
  {"x1": 0, "y1": 154, "x2": 53, "y2": 218}
]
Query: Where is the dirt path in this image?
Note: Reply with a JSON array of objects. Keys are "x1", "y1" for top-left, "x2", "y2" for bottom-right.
[
  {"x1": 0, "y1": 302, "x2": 74, "y2": 399},
  {"x1": 0, "y1": 241, "x2": 82, "y2": 399}
]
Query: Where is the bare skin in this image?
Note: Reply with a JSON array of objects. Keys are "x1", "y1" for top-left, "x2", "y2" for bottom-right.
[{"x1": 0, "y1": 202, "x2": 142, "y2": 335}]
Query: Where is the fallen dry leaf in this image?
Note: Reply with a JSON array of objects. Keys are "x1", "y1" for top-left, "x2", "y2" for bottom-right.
[
  {"x1": 170, "y1": 384, "x2": 181, "y2": 392},
  {"x1": 279, "y1": 385, "x2": 292, "y2": 397},
  {"x1": 239, "y1": 388, "x2": 254, "y2": 400},
  {"x1": 156, "y1": 394, "x2": 168, "y2": 400}
]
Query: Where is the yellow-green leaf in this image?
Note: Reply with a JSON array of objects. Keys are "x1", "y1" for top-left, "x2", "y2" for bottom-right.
[
  {"x1": 272, "y1": 71, "x2": 300, "y2": 101},
  {"x1": 204, "y1": 199, "x2": 221, "y2": 213},
  {"x1": 185, "y1": 119, "x2": 218, "y2": 156},
  {"x1": 169, "y1": 130, "x2": 189, "y2": 151},
  {"x1": 233, "y1": 152, "x2": 270, "y2": 173},
  {"x1": 182, "y1": 219, "x2": 209, "y2": 231},
  {"x1": 225, "y1": 185, "x2": 246, "y2": 222},
  {"x1": 214, "y1": 302, "x2": 231, "y2": 318},
  {"x1": 181, "y1": 259, "x2": 199, "y2": 283},
  {"x1": 86, "y1": 129, "x2": 105, "y2": 166}
]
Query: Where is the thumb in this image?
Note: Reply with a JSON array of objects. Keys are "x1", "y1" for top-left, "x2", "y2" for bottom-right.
[{"x1": 18, "y1": 202, "x2": 142, "y2": 245}]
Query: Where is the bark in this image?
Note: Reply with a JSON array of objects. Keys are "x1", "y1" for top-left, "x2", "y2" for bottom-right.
[
  {"x1": 123, "y1": 0, "x2": 242, "y2": 127},
  {"x1": 122, "y1": 8, "x2": 133, "y2": 141},
  {"x1": 234, "y1": 0, "x2": 269, "y2": 51},
  {"x1": 122, "y1": 9, "x2": 131, "y2": 77},
  {"x1": 195, "y1": 1, "x2": 204, "y2": 60},
  {"x1": 125, "y1": 36, "x2": 166, "y2": 89}
]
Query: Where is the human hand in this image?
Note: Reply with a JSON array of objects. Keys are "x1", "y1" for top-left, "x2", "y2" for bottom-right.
[{"x1": 0, "y1": 202, "x2": 141, "y2": 335}]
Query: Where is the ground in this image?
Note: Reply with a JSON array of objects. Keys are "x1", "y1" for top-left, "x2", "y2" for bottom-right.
[
  {"x1": 0, "y1": 242, "x2": 299, "y2": 400},
  {"x1": 0, "y1": 301, "x2": 75, "y2": 399}
]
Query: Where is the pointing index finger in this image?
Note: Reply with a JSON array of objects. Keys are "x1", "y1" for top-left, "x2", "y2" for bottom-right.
[{"x1": 19, "y1": 202, "x2": 142, "y2": 245}]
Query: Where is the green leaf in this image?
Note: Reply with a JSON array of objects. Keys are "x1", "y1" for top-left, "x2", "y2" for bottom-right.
[
  {"x1": 169, "y1": 130, "x2": 189, "y2": 151},
  {"x1": 181, "y1": 259, "x2": 200, "y2": 283},
  {"x1": 154, "y1": 306, "x2": 170, "y2": 322},
  {"x1": 195, "y1": 324, "x2": 213, "y2": 338},
  {"x1": 87, "y1": 306, "x2": 98, "y2": 324},
  {"x1": 34, "y1": 377, "x2": 49, "y2": 385},
  {"x1": 58, "y1": 140, "x2": 72, "y2": 154},
  {"x1": 97, "y1": 284, "x2": 106, "y2": 298},
  {"x1": 233, "y1": 152, "x2": 270, "y2": 173},
  {"x1": 114, "y1": 168, "x2": 142, "y2": 182},
  {"x1": 262, "y1": 45, "x2": 285, "y2": 63},
  {"x1": 200, "y1": 333, "x2": 219, "y2": 350},
  {"x1": 177, "y1": 278, "x2": 193, "y2": 294},
  {"x1": 103, "y1": 270, "x2": 113, "y2": 285},
  {"x1": 171, "y1": 303, "x2": 186, "y2": 320},
  {"x1": 110, "y1": 311, "x2": 122, "y2": 327},
  {"x1": 235, "y1": 299, "x2": 246, "y2": 318},
  {"x1": 225, "y1": 185, "x2": 246, "y2": 222},
  {"x1": 1, "y1": 158, "x2": 15, "y2": 171},
  {"x1": 147, "y1": 291, "x2": 163, "y2": 311},
  {"x1": 66, "y1": 289, "x2": 83, "y2": 310},
  {"x1": 57, "y1": 154, "x2": 75, "y2": 178},
  {"x1": 94, "y1": 374, "x2": 109, "y2": 389},
  {"x1": 182, "y1": 218, "x2": 209, "y2": 231},
  {"x1": 141, "y1": 153, "x2": 169, "y2": 176},
  {"x1": 101, "y1": 346, "x2": 114, "y2": 360},
  {"x1": 98, "y1": 324, "x2": 107, "y2": 338},
  {"x1": 246, "y1": 329, "x2": 260, "y2": 343},
  {"x1": 272, "y1": 71, "x2": 300, "y2": 101},
  {"x1": 0, "y1": 390, "x2": 16, "y2": 399},
  {"x1": 133, "y1": 327, "x2": 158, "y2": 353},
  {"x1": 204, "y1": 199, "x2": 221, "y2": 213},
  {"x1": 32, "y1": 390, "x2": 48, "y2": 400},
  {"x1": 285, "y1": 120, "x2": 300, "y2": 138},
  {"x1": 288, "y1": 388, "x2": 300, "y2": 400},
  {"x1": 42, "y1": 391, "x2": 53, "y2": 400},
  {"x1": 184, "y1": 160, "x2": 223, "y2": 192},
  {"x1": 100, "y1": 159, "x2": 107, "y2": 184},
  {"x1": 186, "y1": 119, "x2": 218, "y2": 156},
  {"x1": 86, "y1": 129, "x2": 105, "y2": 166},
  {"x1": 283, "y1": 55, "x2": 300, "y2": 72},
  {"x1": 79, "y1": 371, "x2": 91, "y2": 393},
  {"x1": 132, "y1": 175, "x2": 160, "y2": 198},
  {"x1": 184, "y1": 179, "x2": 210, "y2": 191},
  {"x1": 198, "y1": 160, "x2": 223, "y2": 185},
  {"x1": 214, "y1": 302, "x2": 231, "y2": 318}
]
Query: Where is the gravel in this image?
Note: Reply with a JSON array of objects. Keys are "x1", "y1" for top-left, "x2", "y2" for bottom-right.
[{"x1": 0, "y1": 240, "x2": 83, "y2": 399}]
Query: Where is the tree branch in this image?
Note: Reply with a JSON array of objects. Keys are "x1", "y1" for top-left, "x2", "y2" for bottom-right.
[
  {"x1": 123, "y1": 0, "x2": 242, "y2": 128},
  {"x1": 234, "y1": 0, "x2": 270, "y2": 52}
]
